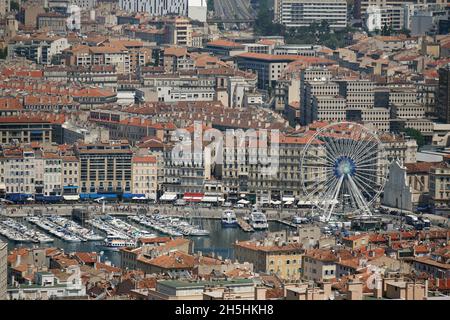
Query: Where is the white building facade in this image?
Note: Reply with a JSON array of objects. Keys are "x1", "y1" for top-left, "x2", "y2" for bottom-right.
[
  {"x1": 274, "y1": 0, "x2": 348, "y2": 29},
  {"x1": 119, "y1": 0, "x2": 207, "y2": 22}
]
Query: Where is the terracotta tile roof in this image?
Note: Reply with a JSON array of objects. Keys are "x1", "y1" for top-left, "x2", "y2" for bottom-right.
[
  {"x1": 0, "y1": 114, "x2": 65, "y2": 124},
  {"x1": 74, "y1": 252, "x2": 98, "y2": 264},
  {"x1": 144, "y1": 251, "x2": 195, "y2": 269},
  {"x1": 164, "y1": 47, "x2": 188, "y2": 57},
  {"x1": 73, "y1": 87, "x2": 116, "y2": 98},
  {"x1": 95, "y1": 262, "x2": 121, "y2": 273},
  {"x1": 342, "y1": 234, "x2": 369, "y2": 241},
  {"x1": 132, "y1": 156, "x2": 157, "y2": 164},
  {"x1": 138, "y1": 237, "x2": 171, "y2": 244},
  {"x1": 235, "y1": 241, "x2": 303, "y2": 253},
  {"x1": 405, "y1": 162, "x2": 434, "y2": 174},
  {"x1": 154, "y1": 238, "x2": 191, "y2": 252},
  {"x1": 0, "y1": 97, "x2": 23, "y2": 110},
  {"x1": 304, "y1": 249, "x2": 338, "y2": 262},
  {"x1": 207, "y1": 39, "x2": 244, "y2": 48}
]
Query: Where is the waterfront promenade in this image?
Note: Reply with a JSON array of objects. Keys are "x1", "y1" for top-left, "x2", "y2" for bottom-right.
[{"x1": 0, "y1": 203, "x2": 306, "y2": 222}]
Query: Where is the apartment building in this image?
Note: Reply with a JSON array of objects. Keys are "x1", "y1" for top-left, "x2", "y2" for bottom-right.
[
  {"x1": 139, "y1": 74, "x2": 216, "y2": 103},
  {"x1": 357, "y1": 0, "x2": 447, "y2": 20},
  {"x1": 165, "y1": 17, "x2": 193, "y2": 47},
  {"x1": 299, "y1": 67, "x2": 333, "y2": 125},
  {"x1": 337, "y1": 79, "x2": 376, "y2": 110},
  {"x1": 303, "y1": 81, "x2": 340, "y2": 125},
  {"x1": 274, "y1": 0, "x2": 348, "y2": 29},
  {"x1": 62, "y1": 156, "x2": 80, "y2": 196},
  {"x1": 37, "y1": 12, "x2": 68, "y2": 33},
  {"x1": 236, "y1": 53, "x2": 303, "y2": 90},
  {"x1": 234, "y1": 240, "x2": 304, "y2": 280},
  {"x1": 429, "y1": 162, "x2": 450, "y2": 214},
  {"x1": 302, "y1": 249, "x2": 338, "y2": 282},
  {"x1": 41, "y1": 153, "x2": 63, "y2": 196},
  {"x1": 346, "y1": 107, "x2": 391, "y2": 132},
  {"x1": 0, "y1": 115, "x2": 63, "y2": 144},
  {"x1": 8, "y1": 35, "x2": 70, "y2": 65},
  {"x1": 75, "y1": 141, "x2": 133, "y2": 194},
  {"x1": 162, "y1": 139, "x2": 211, "y2": 195},
  {"x1": 132, "y1": 156, "x2": 158, "y2": 200},
  {"x1": 71, "y1": 0, "x2": 97, "y2": 10},
  {"x1": 221, "y1": 132, "x2": 326, "y2": 203},
  {"x1": 379, "y1": 133, "x2": 417, "y2": 164},
  {"x1": 365, "y1": 5, "x2": 405, "y2": 32},
  {"x1": 119, "y1": 0, "x2": 207, "y2": 22},
  {"x1": 0, "y1": 148, "x2": 36, "y2": 195},
  {"x1": 44, "y1": 65, "x2": 119, "y2": 92}
]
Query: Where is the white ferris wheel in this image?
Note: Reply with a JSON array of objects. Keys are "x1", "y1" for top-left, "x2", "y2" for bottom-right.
[{"x1": 300, "y1": 122, "x2": 387, "y2": 221}]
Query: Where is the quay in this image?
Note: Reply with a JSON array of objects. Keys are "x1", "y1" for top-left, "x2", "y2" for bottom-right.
[{"x1": 237, "y1": 218, "x2": 254, "y2": 232}]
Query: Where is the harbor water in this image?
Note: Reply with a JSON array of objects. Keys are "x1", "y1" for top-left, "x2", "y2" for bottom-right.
[{"x1": 1, "y1": 217, "x2": 294, "y2": 267}]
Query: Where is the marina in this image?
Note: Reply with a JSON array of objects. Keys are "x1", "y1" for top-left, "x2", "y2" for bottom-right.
[
  {"x1": 128, "y1": 214, "x2": 210, "y2": 237},
  {"x1": 45, "y1": 216, "x2": 104, "y2": 241},
  {"x1": 26, "y1": 216, "x2": 85, "y2": 242},
  {"x1": 87, "y1": 215, "x2": 156, "y2": 240},
  {"x1": 1, "y1": 216, "x2": 294, "y2": 266},
  {"x1": 0, "y1": 218, "x2": 53, "y2": 243}
]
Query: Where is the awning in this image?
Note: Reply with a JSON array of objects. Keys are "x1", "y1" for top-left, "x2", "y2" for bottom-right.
[
  {"x1": 96, "y1": 193, "x2": 117, "y2": 199},
  {"x1": 159, "y1": 192, "x2": 177, "y2": 201},
  {"x1": 271, "y1": 200, "x2": 282, "y2": 205},
  {"x1": 123, "y1": 193, "x2": 145, "y2": 199},
  {"x1": 282, "y1": 196, "x2": 295, "y2": 202},
  {"x1": 35, "y1": 195, "x2": 62, "y2": 202},
  {"x1": 63, "y1": 186, "x2": 78, "y2": 190},
  {"x1": 297, "y1": 200, "x2": 313, "y2": 205},
  {"x1": 63, "y1": 195, "x2": 80, "y2": 201},
  {"x1": 284, "y1": 201, "x2": 294, "y2": 205},
  {"x1": 202, "y1": 196, "x2": 220, "y2": 203},
  {"x1": 237, "y1": 199, "x2": 250, "y2": 204},
  {"x1": 6, "y1": 193, "x2": 33, "y2": 202},
  {"x1": 183, "y1": 192, "x2": 204, "y2": 202}
]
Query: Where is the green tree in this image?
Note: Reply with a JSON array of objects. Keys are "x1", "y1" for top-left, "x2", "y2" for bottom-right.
[
  {"x1": 381, "y1": 23, "x2": 392, "y2": 36},
  {"x1": 10, "y1": 1, "x2": 20, "y2": 11},
  {"x1": 0, "y1": 47, "x2": 7, "y2": 60},
  {"x1": 402, "y1": 128, "x2": 425, "y2": 148},
  {"x1": 207, "y1": 0, "x2": 214, "y2": 11},
  {"x1": 400, "y1": 28, "x2": 411, "y2": 37}
]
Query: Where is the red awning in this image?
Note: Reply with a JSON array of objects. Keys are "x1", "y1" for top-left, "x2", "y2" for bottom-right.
[{"x1": 183, "y1": 192, "x2": 204, "y2": 202}]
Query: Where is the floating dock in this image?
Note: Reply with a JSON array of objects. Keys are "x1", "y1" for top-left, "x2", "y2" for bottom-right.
[{"x1": 237, "y1": 218, "x2": 254, "y2": 232}]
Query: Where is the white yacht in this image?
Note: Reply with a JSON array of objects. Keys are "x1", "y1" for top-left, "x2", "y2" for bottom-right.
[
  {"x1": 249, "y1": 210, "x2": 269, "y2": 230},
  {"x1": 102, "y1": 235, "x2": 135, "y2": 250},
  {"x1": 292, "y1": 216, "x2": 309, "y2": 224},
  {"x1": 221, "y1": 210, "x2": 238, "y2": 227}
]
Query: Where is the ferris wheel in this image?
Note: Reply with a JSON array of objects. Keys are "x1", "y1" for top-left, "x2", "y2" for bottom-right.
[{"x1": 300, "y1": 122, "x2": 387, "y2": 221}]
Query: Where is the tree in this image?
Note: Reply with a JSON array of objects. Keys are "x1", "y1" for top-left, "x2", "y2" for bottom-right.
[
  {"x1": 381, "y1": 23, "x2": 392, "y2": 36},
  {"x1": 0, "y1": 47, "x2": 7, "y2": 60},
  {"x1": 400, "y1": 28, "x2": 411, "y2": 37},
  {"x1": 402, "y1": 128, "x2": 425, "y2": 148},
  {"x1": 10, "y1": 1, "x2": 20, "y2": 11}
]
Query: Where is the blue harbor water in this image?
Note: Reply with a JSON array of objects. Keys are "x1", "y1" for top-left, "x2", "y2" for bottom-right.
[{"x1": 1, "y1": 217, "x2": 294, "y2": 267}]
